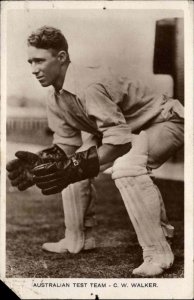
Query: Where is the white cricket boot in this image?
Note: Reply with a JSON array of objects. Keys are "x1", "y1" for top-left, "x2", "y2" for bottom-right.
[
  {"x1": 133, "y1": 243, "x2": 174, "y2": 276},
  {"x1": 42, "y1": 228, "x2": 96, "y2": 253}
]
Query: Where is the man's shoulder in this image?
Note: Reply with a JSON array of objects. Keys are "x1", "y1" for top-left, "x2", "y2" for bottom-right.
[
  {"x1": 73, "y1": 63, "x2": 110, "y2": 87},
  {"x1": 73, "y1": 63, "x2": 133, "y2": 97}
]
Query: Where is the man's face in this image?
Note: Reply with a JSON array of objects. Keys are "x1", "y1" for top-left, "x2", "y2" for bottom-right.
[{"x1": 27, "y1": 46, "x2": 61, "y2": 87}]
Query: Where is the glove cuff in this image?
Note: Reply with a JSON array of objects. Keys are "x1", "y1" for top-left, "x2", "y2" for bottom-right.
[{"x1": 71, "y1": 146, "x2": 100, "y2": 181}]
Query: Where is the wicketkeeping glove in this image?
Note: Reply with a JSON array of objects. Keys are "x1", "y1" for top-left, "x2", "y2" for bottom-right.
[
  {"x1": 6, "y1": 145, "x2": 66, "y2": 191},
  {"x1": 32, "y1": 146, "x2": 100, "y2": 195}
]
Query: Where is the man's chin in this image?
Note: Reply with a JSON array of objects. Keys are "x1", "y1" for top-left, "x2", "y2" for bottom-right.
[{"x1": 39, "y1": 81, "x2": 50, "y2": 87}]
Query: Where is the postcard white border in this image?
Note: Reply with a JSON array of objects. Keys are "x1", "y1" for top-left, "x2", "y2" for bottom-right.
[{"x1": 1, "y1": 1, "x2": 193, "y2": 299}]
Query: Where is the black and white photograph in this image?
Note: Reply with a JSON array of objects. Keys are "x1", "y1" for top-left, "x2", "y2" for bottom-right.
[{"x1": 1, "y1": 1, "x2": 193, "y2": 299}]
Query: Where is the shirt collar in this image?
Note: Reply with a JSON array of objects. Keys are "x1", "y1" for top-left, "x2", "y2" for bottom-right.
[{"x1": 59, "y1": 62, "x2": 77, "y2": 95}]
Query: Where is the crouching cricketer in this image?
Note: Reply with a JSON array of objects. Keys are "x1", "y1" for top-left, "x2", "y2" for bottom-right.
[{"x1": 6, "y1": 26, "x2": 184, "y2": 277}]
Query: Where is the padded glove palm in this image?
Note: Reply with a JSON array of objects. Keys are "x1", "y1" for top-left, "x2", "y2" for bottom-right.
[
  {"x1": 6, "y1": 145, "x2": 66, "y2": 191},
  {"x1": 33, "y1": 146, "x2": 99, "y2": 195}
]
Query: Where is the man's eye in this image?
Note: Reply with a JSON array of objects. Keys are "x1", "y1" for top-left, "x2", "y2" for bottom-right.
[
  {"x1": 36, "y1": 59, "x2": 46, "y2": 64},
  {"x1": 28, "y1": 59, "x2": 44, "y2": 64}
]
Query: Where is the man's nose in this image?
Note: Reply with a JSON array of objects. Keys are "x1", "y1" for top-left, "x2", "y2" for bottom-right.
[{"x1": 31, "y1": 63, "x2": 39, "y2": 75}]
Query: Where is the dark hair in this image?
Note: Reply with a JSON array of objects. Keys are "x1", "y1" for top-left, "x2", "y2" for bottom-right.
[{"x1": 28, "y1": 26, "x2": 70, "y2": 60}]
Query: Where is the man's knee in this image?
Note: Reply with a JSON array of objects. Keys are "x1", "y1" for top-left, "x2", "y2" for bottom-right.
[
  {"x1": 109, "y1": 131, "x2": 149, "y2": 180},
  {"x1": 146, "y1": 121, "x2": 184, "y2": 169}
]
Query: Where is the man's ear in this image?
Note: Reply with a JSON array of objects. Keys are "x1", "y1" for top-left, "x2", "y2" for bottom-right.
[{"x1": 57, "y1": 51, "x2": 68, "y2": 64}]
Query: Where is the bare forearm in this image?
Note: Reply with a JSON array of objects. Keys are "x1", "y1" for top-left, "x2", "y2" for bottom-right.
[{"x1": 97, "y1": 143, "x2": 131, "y2": 166}]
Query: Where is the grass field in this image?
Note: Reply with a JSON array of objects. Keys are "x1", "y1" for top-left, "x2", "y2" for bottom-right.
[{"x1": 6, "y1": 173, "x2": 184, "y2": 278}]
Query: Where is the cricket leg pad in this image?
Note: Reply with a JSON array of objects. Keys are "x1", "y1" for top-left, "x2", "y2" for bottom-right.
[
  {"x1": 61, "y1": 179, "x2": 96, "y2": 253},
  {"x1": 115, "y1": 175, "x2": 174, "y2": 277}
]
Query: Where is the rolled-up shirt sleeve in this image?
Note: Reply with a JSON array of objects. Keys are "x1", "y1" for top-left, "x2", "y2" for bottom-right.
[
  {"x1": 47, "y1": 96, "x2": 82, "y2": 153},
  {"x1": 84, "y1": 83, "x2": 132, "y2": 145}
]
